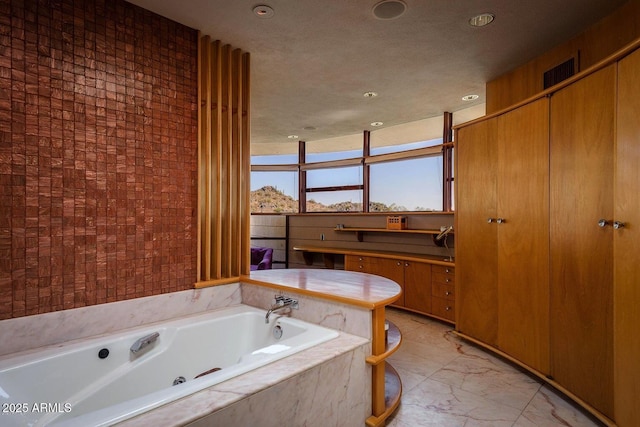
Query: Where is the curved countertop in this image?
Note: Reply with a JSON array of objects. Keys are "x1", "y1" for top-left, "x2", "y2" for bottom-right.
[{"x1": 243, "y1": 268, "x2": 402, "y2": 310}]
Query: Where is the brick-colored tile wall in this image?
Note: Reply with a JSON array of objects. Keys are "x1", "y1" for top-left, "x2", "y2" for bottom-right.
[{"x1": 0, "y1": 0, "x2": 199, "y2": 319}]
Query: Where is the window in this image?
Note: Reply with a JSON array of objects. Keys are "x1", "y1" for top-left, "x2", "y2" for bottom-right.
[
  {"x1": 369, "y1": 156, "x2": 443, "y2": 212},
  {"x1": 306, "y1": 165, "x2": 362, "y2": 188},
  {"x1": 250, "y1": 134, "x2": 454, "y2": 213},
  {"x1": 307, "y1": 189, "x2": 363, "y2": 212},
  {"x1": 251, "y1": 154, "x2": 298, "y2": 165},
  {"x1": 251, "y1": 154, "x2": 300, "y2": 213},
  {"x1": 306, "y1": 148, "x2": 362, "y2": 163},
  {"x1": 305, "y1": 165, "x2": 363, "y2": 212},
  {"x1": 370, "y1": 138, "x2": 442, "y2": 155}
]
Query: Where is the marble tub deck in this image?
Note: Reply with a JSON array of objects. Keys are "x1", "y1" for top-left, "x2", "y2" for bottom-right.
[{"x1": 385, "y1": 308, "x2": 604, "y2": 427}]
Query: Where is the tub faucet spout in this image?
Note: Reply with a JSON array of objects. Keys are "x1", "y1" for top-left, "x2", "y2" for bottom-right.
[
  {"x1": 130, "y1": 332, "x2": 160, "y2": 354},
  {"x1": 265, "y1": 295, "x2": 298, "y2": 323}
]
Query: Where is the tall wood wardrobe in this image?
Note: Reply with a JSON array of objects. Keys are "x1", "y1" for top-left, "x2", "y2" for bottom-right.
[{"x1": 455, "y1": 43, "x2": 640, "y2": 426}]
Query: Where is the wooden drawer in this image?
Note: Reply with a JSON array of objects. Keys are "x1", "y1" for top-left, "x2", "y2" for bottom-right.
[
  {"x1": 432, "y1": 265, "x2": 455, "y2": 275},
  {"x1": 432, "y1": 282, "x2": 455, "y2": 300},
  {"x1": 432, "y1": 265, "x2": 455, "y2": 285},
  {"x1": 432, "y1": 297, "x2": 455, "y2": 322},
  {"x1": 345, "y1": 255, "x2": 371, "y2": 272}
]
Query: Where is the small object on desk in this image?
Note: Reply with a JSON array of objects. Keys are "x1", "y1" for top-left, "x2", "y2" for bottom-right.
[{"x1": 386, "y1": 216, "x2": 407, "y2": 230}]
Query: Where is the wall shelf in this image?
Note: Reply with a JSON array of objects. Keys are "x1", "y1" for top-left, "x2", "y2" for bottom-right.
[{"x1": 334, "y1": 226, "x2": 453, "y2": 245}]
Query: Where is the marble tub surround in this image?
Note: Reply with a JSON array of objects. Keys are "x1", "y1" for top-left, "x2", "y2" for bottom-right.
[
  {"x1": 385, "y1": 308, "x2": 603, "y2": 427},
  {"x1": 0, "y1": 284, "x2": 241, "y2": 357},
  {"x1": 119, "y1": 332, "x2": 370, "y2": 427},
  {"x1": 246, "y1": 269, "x2": 404, "y2": 426},
  {"x1": 241, "y1": 282, "x2": 372, "y2": 339}
]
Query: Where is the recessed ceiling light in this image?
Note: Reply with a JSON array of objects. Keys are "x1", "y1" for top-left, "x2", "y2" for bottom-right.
[
  {"x1": 371, "y1": 121, "x2": 384, "y2": 127},
  {"x1": 462, "y1": 94, "x2": 479, "y2": 101},
  {"x1": 363, "y1": 91, "x2": 378, "y2": 98},
  {"x1": 372, "y1": 0, "x2": 407, "y2": 20},
  {"x1": 469, "y1": 13, "x2": 494, "y2": 27},
  {"x1": 287, "y1": 134, "x2": 298, "y2": 139},
  {"x1": 253, "y1": 5, "x2": 275, "y2": 19}
]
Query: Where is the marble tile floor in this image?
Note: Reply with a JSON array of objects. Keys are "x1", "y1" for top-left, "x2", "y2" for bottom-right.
[{"x1": 385, "y1": 308, "x2": 604, "y2": 427}]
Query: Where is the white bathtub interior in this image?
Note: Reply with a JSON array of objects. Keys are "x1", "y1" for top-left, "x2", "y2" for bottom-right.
[{"x1": 0, "y1": 304, "x2": 339, "y2": 427}]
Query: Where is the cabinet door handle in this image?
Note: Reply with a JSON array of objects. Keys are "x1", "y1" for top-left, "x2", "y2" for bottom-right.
[
  {"x1": 445, "y1": 291, "x2": 451, "y2": 296},
  {"x1": 404, "y1": 263, "x2": 409, "y2": 267},
  {"x1": 598, "y1": 219, "x2": 609, "y2": 228},
  {"x1": 396, "y1": 262, "x2": 402, "y2": 266},
  {"x1": 613, "y1": 221, "x2": 625, "y2": 230},
  {"x1": 496, "y1": 218, "x2": 505, "y2": 224},
  {"x1": 487, "y1": 218, "x2": 495, "y2": 223}
]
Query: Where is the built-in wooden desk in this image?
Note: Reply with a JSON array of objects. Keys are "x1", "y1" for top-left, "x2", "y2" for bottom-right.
[
  {"x1": 293, "y1": 245, "x2": 455, "y2": 269},
  {"x1": 245, "y1": 269, "x2": 403, "y2": 427}
]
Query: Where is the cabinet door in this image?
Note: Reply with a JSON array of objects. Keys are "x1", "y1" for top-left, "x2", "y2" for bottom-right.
[
  {"x1": 367, "y1": 257, "x2": 405, "y2": 307},
  {"x1": 614, "y1": 48, "x2": 640, "y2": 427},
  {"x1": 404, "y1": 261, "x2": 431, "y2": 314},
  {"x1": 550, "y1": 64, "x2": 615, "y2": 418},
  {"x1": 496, "y1": 98, "x2": 550, "y2": 375},
  {"x1": 455, "y1": 117, "x2": 499, "y2": 346}
]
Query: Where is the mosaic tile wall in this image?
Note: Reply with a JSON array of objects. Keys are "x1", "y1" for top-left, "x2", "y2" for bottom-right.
[{"x1": 0, "y1": 0, "x2": 199, "y2": 319}]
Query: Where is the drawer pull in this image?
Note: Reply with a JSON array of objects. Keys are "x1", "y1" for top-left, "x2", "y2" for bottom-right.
[
  {"x1": 445, "y1": 306, "x2": 451, "y2": 311},
  {"x1": 446, "y1": 278, "x2": 450, "y2": 283},
  {"x1": 445, "y1": 268, "x2": 450, "y2": 273},
  {"x1": 445, "y1": 291, "x2": 451, "y2": 296}
]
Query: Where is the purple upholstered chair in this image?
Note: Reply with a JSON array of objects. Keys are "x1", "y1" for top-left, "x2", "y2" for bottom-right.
[{"x1": 250, "y1": 247, "x2": 273, "y2": 271}]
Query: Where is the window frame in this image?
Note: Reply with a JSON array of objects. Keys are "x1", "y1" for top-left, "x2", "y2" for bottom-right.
[{"x1": 250, "y1": 114, "x2": 454, "y2": 213}]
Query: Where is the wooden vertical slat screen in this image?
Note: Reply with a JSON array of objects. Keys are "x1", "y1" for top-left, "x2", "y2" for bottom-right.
[{"x1": 197, "y1": 35, "x2": 251, "y2": 286}]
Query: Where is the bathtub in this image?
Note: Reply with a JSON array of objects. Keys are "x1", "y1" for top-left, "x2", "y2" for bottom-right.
[{"x1": 0, "y1": 304, "x2": 339, "y2": 426}]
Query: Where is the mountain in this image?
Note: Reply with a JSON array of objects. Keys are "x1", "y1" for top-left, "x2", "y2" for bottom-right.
[{"x1": 250, "y1": 186, "x2": 415, "y2": 213}]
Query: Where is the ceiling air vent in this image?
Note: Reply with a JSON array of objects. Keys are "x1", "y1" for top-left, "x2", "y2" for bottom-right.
[{"x1": 543, "y1": 55, "x2": 579, "y2": 89}]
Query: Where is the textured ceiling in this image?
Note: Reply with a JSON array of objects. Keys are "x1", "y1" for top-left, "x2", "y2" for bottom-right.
[{"x1": 127, "y1": 0, "x2": 626, "y2": 152}]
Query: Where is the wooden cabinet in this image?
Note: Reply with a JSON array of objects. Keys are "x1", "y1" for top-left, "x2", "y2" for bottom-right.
[
  {"x1": 456, "y1": 98, "x2": 550, "y2": 374},
  {"x1": 345, "y1": 254, "x2": 444, "y2": 321},
  {"x1": 549, "y1": 64, "x2": 615, "y2": 419},
  {"x1": 431, "y1": 265, "x2": 455, "y2": 322},
  {"x1": 613, "y1": 48, "x2": 640, "y2": 427},
  {"x1": 455, "y1": 44, "x2": 640, "y2": 425}
]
